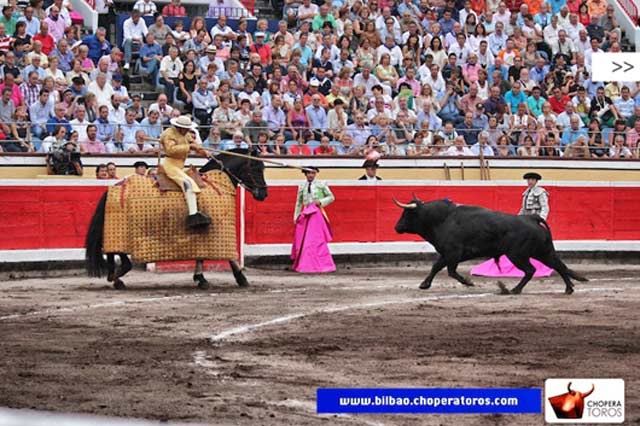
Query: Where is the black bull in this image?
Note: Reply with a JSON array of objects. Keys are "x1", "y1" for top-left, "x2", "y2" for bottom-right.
[{"x1": 393, "y1": 198, "x2": 588, "y2": 294}]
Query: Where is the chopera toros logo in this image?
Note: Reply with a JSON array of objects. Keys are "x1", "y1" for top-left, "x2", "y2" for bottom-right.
[{"x1": 545, "y1": 379, "x2": 625, "y2": 423}]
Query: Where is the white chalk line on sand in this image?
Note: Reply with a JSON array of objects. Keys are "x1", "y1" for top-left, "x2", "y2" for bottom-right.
[{"x1": 207, "y1": 287, "x2": 623, "y2": 342}]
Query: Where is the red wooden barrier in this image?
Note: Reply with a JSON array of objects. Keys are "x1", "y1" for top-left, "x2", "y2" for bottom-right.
[{"x1": 1, "y1": 184, "x2": 639, "y2": 254}]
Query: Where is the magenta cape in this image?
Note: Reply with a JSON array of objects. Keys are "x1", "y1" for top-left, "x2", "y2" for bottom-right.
[
  {"x1": 291, "y1": 204, "x2": 336, "y2": 273},
  {"x1": 471, "y1": 255, "x2": 554, "y2": 277}
]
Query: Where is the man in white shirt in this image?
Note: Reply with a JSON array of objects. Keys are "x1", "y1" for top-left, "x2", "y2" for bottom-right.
[
  {"x1": 297, "y1": 0, "x2": 318, "y2": 25},
  {"x1": 87, "y1": 72, "x2": 113, "y2": 107},
  {"x1": 108, "y1": 95, "x2": 126, "y2": 125},
  {"x1": 565, "y1": 14, "x2": 585, "y2": 42},
  {"x1": 353, "y1": 67, "x2": 381, "y2": 97},
  {"x1": 419, "y1": 64, "x2": 446, "y2": 97},
  {"x1": 376, "y1": 36, "x2": 403, "y2": 67},
  {"x1": 552, "y1": 30, "x2": 577, "y2": 64},
  {"x1": 543, "y1": 15, "x2": 562, "y2": 46},
  {"x1": 159, "y1": 46, "x2": 183, "y2": 103},
  {"x1": 122, "y1": 10, "x2": 148, "y2": 70},
  {"x1": 448, "y1": 33, "x2": 472, "y2": 66},
  {"x1": 133, "y1": 0, "x2": 157, "y2": 16},
  {"x1": 445, "y1": 136, "x2": 474, "y2": 156},
  {"x1": 209, "y1": 14, "x2": 236, "y2": 46},
  {"x1": 69, "y1": 105, "x2": 91, "y2": 141}
]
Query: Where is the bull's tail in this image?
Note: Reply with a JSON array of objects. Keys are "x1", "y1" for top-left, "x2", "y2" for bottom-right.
[
  {"x1": 567, "y1": 268, "x2": 589, "y2": 282},
  {"x1": 85, "y1": 191, "x2": 108, "y2": 277}
]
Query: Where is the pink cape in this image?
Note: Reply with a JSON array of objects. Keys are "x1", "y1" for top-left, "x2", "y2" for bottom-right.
[
  {"x1": 471, "y1": 255, "x2": 554, "y2": 277},
  {"x1": 291, "y1": 204, "x2": 336, "y2": 273}
]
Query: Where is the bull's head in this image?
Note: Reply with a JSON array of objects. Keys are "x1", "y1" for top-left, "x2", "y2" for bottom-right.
[
  {"x1": 393, "y1": 197, "x2": 420, "y2": 234},
  {"x1": 548, "y1": 382, "x2": 595, "y2": 419}
]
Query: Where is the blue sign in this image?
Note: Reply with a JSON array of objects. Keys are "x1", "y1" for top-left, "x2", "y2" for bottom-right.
[{"x1": 317, "y1": 388, "x2": 542, "y2": 414}]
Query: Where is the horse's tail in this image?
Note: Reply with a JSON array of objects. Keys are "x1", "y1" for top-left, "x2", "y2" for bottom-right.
[{"x1": 85, "y1": 191, "x2": 108, "y2": 277}]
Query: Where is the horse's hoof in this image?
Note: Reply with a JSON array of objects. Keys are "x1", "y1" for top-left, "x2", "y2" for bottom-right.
[
  {"x1": 194, "y1": 274, "x2": 209, "y2": 290},
  {"x1": 418, "y1": 281, "x2": 431, "y2": 290},
  {"x1": 113, "y1": 279, "x2": 126, "y2": 290},
  {"x1": 236, "y1": 276, "x2": 249, "y2": 288}
]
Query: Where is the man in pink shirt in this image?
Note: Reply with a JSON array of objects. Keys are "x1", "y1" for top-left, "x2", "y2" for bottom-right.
[
  {"x1": 626, "y1": 120, "x2": 640, "y2": 150},
  {"x1": 80, "y1": 125, "x2": 106, "y2": 153},
  {"x1": 43, "y1": 6, "x2": 67, "y2": 41}
]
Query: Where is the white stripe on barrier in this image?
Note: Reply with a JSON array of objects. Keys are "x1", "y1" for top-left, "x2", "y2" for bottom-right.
[
  {"x1": 1, "y1": 240, "x2": 639, "y2": 263},
  {"x1": 243, "y1": 240, "x2": 640, "y2": 257}
]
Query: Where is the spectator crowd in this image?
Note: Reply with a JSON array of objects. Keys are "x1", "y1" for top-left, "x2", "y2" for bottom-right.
[{"x1": 1, "y1": 0, "x2": 640, "y2": 160}]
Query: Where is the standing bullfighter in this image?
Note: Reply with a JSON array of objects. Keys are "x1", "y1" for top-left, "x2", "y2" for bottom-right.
[
  {"x1": 160, "y1": 115, "x2": 211, "y2": 229},
  {"x1": 520, "y1": 172, "x2": 549, "y2": 219},
  {"x1": 291, "y1": 166, "x2": 336, "y2": 273}
]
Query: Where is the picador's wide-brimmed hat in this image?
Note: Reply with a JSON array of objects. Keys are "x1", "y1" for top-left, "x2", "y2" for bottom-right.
[
  {"x1": 170, "y1": 115, "x2": 197, "y2": 129},
  {"x1": 523, "y1": 172, "x2": 542, "y2": 180},
  {"x1": 302, "y1": 166, "x2": 320, "y2": 174}
]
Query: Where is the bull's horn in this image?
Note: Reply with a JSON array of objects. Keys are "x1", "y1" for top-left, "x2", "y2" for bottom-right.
[
  {"x1": 567, "y1": 382, "x2": 573, "y2": 393},
  {"x1": 581, "y1": 384, "x2": 595, "y2": 398},
  {"x1": 393, "y1": 198, "x2": 417, "y2": 209},
  {"x1": 412, "y1": 192, "x2": 422, "y2": 201}
]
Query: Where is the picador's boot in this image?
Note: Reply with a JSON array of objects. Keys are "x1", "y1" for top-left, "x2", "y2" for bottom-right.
[
  {"x1": 185, "y1": 187, "x2": 211, "y2": 229},
  {"x1": 187, "y1": 212, "x2": 212, "y2": 228}
]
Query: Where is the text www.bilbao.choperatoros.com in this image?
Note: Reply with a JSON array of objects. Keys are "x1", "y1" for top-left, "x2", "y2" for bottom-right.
[{"x1": 339, "y1": 396, "x2": 520, "y2": 408}]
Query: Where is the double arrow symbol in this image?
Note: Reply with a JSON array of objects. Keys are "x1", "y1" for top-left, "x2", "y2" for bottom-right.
[{"x1": 612, "y1": 61, "x2": 634, "y2": 73}]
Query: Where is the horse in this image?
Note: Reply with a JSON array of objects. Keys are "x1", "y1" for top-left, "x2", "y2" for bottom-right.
[{"x1": 85, "y1": 149, "x2": 268, "y2": 290}]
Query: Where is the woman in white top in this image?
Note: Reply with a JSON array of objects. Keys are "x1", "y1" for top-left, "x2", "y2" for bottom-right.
[
  {"x1": 424, "y1": 36, "x2": 448, "y2": 69},
  {"x1": 414, "y1": 83, "x2": 441, "y2": 113},
  {"x1": 46, "y1": 56, "x2": 67, "y2": 92}
]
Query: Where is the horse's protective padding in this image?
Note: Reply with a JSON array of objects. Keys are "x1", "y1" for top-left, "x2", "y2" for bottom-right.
[{"x1": 103, "y1": 171, "x2": 237, "y2": 263}]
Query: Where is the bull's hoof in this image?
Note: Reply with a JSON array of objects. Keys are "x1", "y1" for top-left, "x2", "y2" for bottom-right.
[
  {"x1": 510, "y1": 287, "x2": 523, "y2": 295},
  {"x1": 107, "y1": 272, "x2": 115, "y2": 282},
  {"x1": 463, "y1": 281, "x2": 475, "y2": 287},
  {"x1": 418, "y1": 281, "x2": 431, "y2": 290},
  {"x1": 113, "y1": 279, "x2": 126, "y2": 290},
  {"x1": 497, "y1": 281, "x2": 510, "y2": 295},
  {"x1": 194, "y1": 273, "x2": 209, "y2": 290},
  {"x1": 565, "y1": 286, "x2": 574, "y2": 295}
]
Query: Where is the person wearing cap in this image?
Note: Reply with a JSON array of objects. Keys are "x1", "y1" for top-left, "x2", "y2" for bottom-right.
[
  {"x1": 111, "y1": 73, "x2": 130, "y2": 104},
  {"x1": 160, "y1": 115, "x2": 212, "y2": 228},
  {"x1": 133, "y1": 161, "x2": 149, "y2": 176},
  {"x1": 519, "y1": 172, "x2": 549, "y2": 219},
  {"x1": 250, "y1": 31, "x2": 272, "y2": 66},
  {"x1": 359, "y1": 159, "x2": 382, "y2": 181},
  {"x1": 291, "y1": 166, "x2": 336, "y2": 273},
  {"x1": 199, "y1": 44, "x2": 222, "y2": 75}
]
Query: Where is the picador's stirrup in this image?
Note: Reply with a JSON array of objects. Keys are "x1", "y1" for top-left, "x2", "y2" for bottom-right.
[{"x1": 187, "y1": 212, "x2": 212, "y2": 229}]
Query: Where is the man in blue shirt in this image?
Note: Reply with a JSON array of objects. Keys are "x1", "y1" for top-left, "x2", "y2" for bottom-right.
[
  {"x1": 46, "y1": 103, "x2": 72, "y2": 137},
  {"x1": 529, "y1": 57, "x2": 549, "y2": 84},
  {"x1": 139, "y1": 32, "x2": 162, "y2": 86},
  {"x1": 561, "y1": 116, "x2": 589, "y2": 147},
  {"x1": 305, "y1": 94, "x2": 328, "y2": 140},
  {"x1": 81, "y1": 27, "x2": 111, "y2": 66},
  {"x1": 504, "y1": 82, "x2": 528, "y2": 115}
]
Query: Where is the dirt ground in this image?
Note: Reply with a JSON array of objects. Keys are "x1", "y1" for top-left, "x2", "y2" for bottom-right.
[{"x1": 0, "y1": 264, "x2": 638, "y2": 426}]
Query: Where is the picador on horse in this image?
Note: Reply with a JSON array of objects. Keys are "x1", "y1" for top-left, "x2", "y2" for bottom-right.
[{"x1": 85, "y1": 116, "x2": 268, "y2": 290}]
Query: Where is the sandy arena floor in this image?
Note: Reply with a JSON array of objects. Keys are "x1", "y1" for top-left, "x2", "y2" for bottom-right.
[{"x1": 0, "y1": 264, "x2": 638, "y2": 425}]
